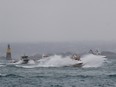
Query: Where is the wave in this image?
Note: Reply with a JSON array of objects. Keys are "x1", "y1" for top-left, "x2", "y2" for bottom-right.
[
  {"x1": 81, "y1": 54, "x2": 107, "y2": 68},
  {"x1": 15, "y1": 54, "x2": 107, "y2": 68},
  {"x1": 108, "y1": 74, "x2": 116, "y2": 78},
  {"x1": 32, "y1": 74, "x2": 99, "y2": 79},
  {"x1": 37, "y1": 55, "x2": 82, "y2": 67},
  {"x1": 14, "y1": 59, "x2": 35, "y2": 64},
  {"x1": 0, "y1": 65, "x2": 5, "y2": 67},
  {"x1": 0, "y1": 73, "x2": 23, "y2": 78}
]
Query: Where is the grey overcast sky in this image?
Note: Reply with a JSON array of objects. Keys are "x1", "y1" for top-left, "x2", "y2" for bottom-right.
[{"x1": 0, "y1": 0, "x2": 116, "y2": 43}]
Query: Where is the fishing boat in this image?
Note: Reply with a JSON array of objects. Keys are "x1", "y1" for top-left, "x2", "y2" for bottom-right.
[
  {"x1": 21, "y1": 55, "x2": 29, "y2": 64},
  {"x1": 70, "y1": 54, "x2": 83, "y2": 67}
]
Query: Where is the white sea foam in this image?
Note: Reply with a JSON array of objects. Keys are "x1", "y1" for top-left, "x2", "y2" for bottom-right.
[
  {"x1": 14, "y1": 59, "x2": 35, "y2": 65},
  {"x1": 0, "y1": 65, "x2": 5, "y2": 67},
  {"x1": 17, "y1": 54, "x2": 107, "y2": 68},
  {"x1": 37, "y1": 55, "x2": 82, "y2": 67},
  {"x1": 14, "y1": 60, "x2": 36, "y2": 68},
  {"x1": 28, "y1": 60, "x2": 35, "y2": 64},
  {"x1": 81, "y1": 54, "x2": 107, "y2": 68},
  {"x1": 15, "y1": 60, "x2": 23, "y2": 64}
]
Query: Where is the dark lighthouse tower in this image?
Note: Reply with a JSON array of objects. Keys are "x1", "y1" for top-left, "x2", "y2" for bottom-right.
[{"x1": 6, "y1": 44, "x2": 12, "y2": 60}]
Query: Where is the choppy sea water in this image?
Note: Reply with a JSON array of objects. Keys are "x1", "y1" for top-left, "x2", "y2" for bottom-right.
[{"x1": 0, "y1": 54, "x2": 116, "y2": 87}]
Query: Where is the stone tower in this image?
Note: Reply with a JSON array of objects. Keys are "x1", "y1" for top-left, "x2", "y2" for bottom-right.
[{"x1": 6, "y1": 44, "x2": 12, "y2": 60}]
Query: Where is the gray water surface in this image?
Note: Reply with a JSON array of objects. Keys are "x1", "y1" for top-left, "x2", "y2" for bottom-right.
[{"x1": 0, "y1": 57, "x2": 116, "y2": 87}]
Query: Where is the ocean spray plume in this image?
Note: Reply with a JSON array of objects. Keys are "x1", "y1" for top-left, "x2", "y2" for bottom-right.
[
  {"x1": 81, "y1": 54, "x2": 107, "y2": 68},
  {"x1": 37, "y1": 55, "x2": 82, "y2": 67},
  {"x1": 16, "y1": 54, "x2": 107, "y2": 68}
]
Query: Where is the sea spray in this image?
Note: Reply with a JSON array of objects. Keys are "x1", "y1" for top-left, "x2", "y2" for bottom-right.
[
  {"x1": 16, "y1": 54, "x2": 107, "y2": 68},
  {"x1": 81, "y1": 54, "x2": 107, "y2": 68},
  {"x1": 37, "y1": 55, "x2": 82, "y2": 67}
]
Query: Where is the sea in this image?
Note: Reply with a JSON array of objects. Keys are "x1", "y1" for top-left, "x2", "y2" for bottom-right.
[{"x1": 0, "y1": 43, "x2": 116, "y2": 87}]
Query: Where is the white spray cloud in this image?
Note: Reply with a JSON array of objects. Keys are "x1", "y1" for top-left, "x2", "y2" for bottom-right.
[
  {"x1": 81, "y1": 54, "x2": 107, "y2": 68},
  {"x1": 15, "y1": 54, "x2": 107, "y2": 68}
]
